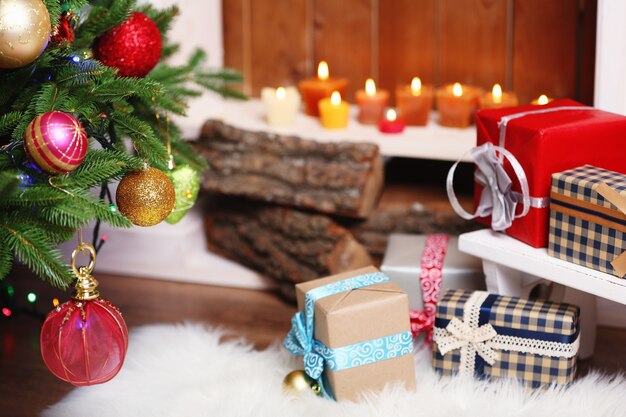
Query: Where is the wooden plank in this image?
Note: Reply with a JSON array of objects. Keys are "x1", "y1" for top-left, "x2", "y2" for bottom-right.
[
  {"x1": 248, "y1": 0, "x2": 310, "y2": 97},
  {"x1": 578, "y1": 0, "x2": 597, "y2": 105},
  {"x1": 378, "y1": 0, "x2": 437, "y2": 104},
  {"x1": 439, "y1": 0, "x2": 508, "y2": 90},
  {"x1": 513, "y1": 0, "x2": 578, "y2": 104},
  {"x1": 313, "y1": 0, "x2": 373, "y2": 100},
  {"x1": 222, "y1": 0, "x2": 247, "y2": 93}
]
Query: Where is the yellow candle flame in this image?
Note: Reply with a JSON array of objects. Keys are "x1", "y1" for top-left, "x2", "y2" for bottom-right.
[
  {"x1": 537, "y1": 94, "x2": 549, "y2": 105},
  {"x1": 318, "y1": 61, "x2": 329, "y2": 81},
  {"x1": 330, "y1": 91, "x2": 341, "y2": 105},
  {"x1": 453, "y1": 82, "x2": 463, "y2": 97},
  {"x1": 411, "y1": 77, "x2": 422, "y2": 95},
  {"x1": 386, "y1": 108, "x2": 397, "y2": 122},
  {"x1": 276, "y1": 87, "x2": 286, "y2": 100},
  {"x1": 492, "y1": 83, "x2": 502, "y2": 103},
  {"x1": 365, "y1": 78, "x2": 376, "y2": 96}
]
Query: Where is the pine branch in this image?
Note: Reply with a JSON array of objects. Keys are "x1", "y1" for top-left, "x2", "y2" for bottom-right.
[
  {"x1": 0, "y1": 237, "x2": 12, "y2": 279},
  {"x1": 0, "y1": 224, "x2": 72, "y2": 288}
]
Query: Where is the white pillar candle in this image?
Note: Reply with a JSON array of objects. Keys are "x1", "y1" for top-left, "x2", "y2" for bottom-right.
[{"x1": 261, "y1": 86, "x2": 301, "y2": 127}]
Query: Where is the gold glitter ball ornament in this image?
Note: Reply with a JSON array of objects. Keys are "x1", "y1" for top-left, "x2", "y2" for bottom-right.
[
  {"x1": 282, "y1": 370, "x2": 321, "y2": 397},
  {"x1": 116, "y1": 167, "x2": 176, "y2": 227},
  {"x1": 0, "y1": 0, "x2": 51, "y2": 69}
]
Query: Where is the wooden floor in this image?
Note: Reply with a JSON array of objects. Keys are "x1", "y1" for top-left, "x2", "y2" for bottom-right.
[{"x1": 2, "y1": 267, "x2": 626, "y2": 417}]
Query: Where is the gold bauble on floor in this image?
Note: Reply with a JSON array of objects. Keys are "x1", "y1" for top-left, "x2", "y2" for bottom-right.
[{"x1": 282, "y1": 370, "x2": 321, "y2": 397}]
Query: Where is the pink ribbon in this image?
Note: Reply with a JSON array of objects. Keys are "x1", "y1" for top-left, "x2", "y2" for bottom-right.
[{"x1": 410, "y1": 234, "x2": 449, "y2": 344}]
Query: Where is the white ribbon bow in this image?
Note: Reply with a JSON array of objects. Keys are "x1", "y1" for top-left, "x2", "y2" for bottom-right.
[{"x1": 437, "y1": 317, "x2": 499, "y2": 366}]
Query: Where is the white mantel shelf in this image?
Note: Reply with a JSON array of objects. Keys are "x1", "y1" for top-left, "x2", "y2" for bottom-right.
[
  {"x1": 459, "y1": 229, "x2": 626, "y2": 305},
  {"x1": 213, "y1": 99, "x2": 475, "y2": 162}
]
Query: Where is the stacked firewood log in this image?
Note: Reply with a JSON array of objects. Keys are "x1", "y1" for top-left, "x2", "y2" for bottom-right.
[{"x1": 196, "y1": 119, "x2": 479, "y2": 299}]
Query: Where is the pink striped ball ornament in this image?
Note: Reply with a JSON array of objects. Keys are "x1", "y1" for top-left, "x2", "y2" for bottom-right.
[{"x1": 23, "y1": 111, "x2": 88, "y2": 174}]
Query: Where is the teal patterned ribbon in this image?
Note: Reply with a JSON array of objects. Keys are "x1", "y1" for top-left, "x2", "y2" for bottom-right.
[{"x1": 283, "y1": 272, "x2": 413, "y2": 399}]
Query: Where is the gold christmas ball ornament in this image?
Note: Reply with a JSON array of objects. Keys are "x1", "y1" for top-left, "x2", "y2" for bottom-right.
[
  {"x1": 282, "y1": 370, "x2": 321, "y2": 397},
  {"x1": 0, "y1": 0, "x2": 51, "y2": 69},
  {"x1": 116, "y1": 167, "x2": 176, "y2": 227}
]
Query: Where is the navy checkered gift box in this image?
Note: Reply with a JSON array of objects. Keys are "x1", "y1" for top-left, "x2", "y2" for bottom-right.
[
  {"x1": 432, "y1": 290, "x2": 580, "y2": 387},
  {"x1": 548, "y1": 165, "x2": 626, "y2": 278}
]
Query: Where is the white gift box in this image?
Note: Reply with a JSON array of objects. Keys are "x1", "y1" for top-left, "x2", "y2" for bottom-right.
[{"x1": 381, "y1": 234, "x2": 485, "y2": 310}]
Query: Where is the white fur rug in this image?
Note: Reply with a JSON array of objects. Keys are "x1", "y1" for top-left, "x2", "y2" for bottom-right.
[{"x1": 43, "y1": 323, "x2": 626, "y2": 417}]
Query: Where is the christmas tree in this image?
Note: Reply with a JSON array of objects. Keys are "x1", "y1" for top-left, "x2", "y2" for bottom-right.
[{"x1": 0, "y1": 0, "x2": 244, "y2": 288}]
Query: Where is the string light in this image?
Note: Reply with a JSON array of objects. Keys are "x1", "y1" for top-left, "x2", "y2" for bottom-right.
[
  {"x1": 109, "y1": 203, "x2": 117, "y2": 212},
  {"x1": 27, "y1": 292, "x2": 37, "y2": 303},
  {"x1": 52, "y1": 298, "x2": 60, "y2": 307},
  {"x1": 6, "y1": 285, "x2": 14, "y2": 297},
  {"x1": 2, "y1": 308, "x2": 11, "y2": 317}
]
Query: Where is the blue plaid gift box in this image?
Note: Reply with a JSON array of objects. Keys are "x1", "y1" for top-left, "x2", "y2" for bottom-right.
[
  {"x1": 432, "y1": 290, "x2": 580, "y2": 387},
  {"x1": 548, "y1": 165, "x2": 626, "y2": 278}
]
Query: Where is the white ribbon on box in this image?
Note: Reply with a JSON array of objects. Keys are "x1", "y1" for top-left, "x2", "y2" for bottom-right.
[{"x1": 446, "y1": 106, "x2": 592, "y2": 231}]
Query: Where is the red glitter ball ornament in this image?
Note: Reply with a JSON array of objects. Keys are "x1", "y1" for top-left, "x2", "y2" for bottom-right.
[
  {"x1": 93, "y1": 11, "x2": 162, "y2": 78},
  {"x1": 40, "y1": 243, "x2": 128, "y2": 386}
]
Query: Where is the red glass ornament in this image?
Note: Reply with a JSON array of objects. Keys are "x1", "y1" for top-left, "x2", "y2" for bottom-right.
[
  {"x1": 50, "y1": 13, "x2": 75, "y2": 45},
  {"x1": 40, "y1": 298, "x2": 128, "y2": 386},
  {"x1": 40, "y1": 242, "x2": 128, "y2": 386},
  {"x1": 93, "y1": 12, "x2": 162, "y2": 78}
]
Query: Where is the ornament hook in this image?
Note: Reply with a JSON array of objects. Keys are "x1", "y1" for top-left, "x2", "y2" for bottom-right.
[{"x1": 71, "y1": 242, "x2": 100, "y2": 300}]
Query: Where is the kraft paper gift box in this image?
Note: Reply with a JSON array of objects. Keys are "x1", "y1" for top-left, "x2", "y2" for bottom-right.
[
  {"x1": 284, "y1": 266, "x2": 416, "y2": 401},
  {"x1": 549, "y1": 165, "x2": 626, "y2": 278},
  {"x1": 432, "y1": 289, "x2": 580, "y2": 387},
  {"x1": 447, "y1": 99, "x2": 626, "y2": 249},
  {"x1": 381, "y1": 233, "x2": 485, "y2": 311}
]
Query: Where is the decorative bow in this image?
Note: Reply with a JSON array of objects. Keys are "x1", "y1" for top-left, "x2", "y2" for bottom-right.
[
  {"x1": 436, "y1": 317, "x2": 499, "y2": 365},
  {"x1": 283, "y1": 312, "x2": 325, "y2": 379},
  {"x1": 447, "y1": 142, "x2": 531, "y2": 232}
]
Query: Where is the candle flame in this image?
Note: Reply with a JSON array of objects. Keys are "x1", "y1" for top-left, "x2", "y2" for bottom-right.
[
  {"x1": 453, "y1": 82, "x2": 463, "y2": 97},
  {"x1": 330, "y1": 91, "x2": 341, "y2": 105},
  {"x1": 492, "y1": 83, "x2": 502, "y2": 103},
  {"x1": 411, "y1": 77, "x2": 422, "y2": 95},
  {"x1": 365, "y1": 78, "x2": 376, "y2": 96},
  {"x1": 276, "y1": 87, "x2": 286, "y2": 100},
  {"x1": 386, "y1": 108, "x2": 397, "y2": 122},
  {"x1": 537, "y1": 94, "x2": 549, "y2": 105},
  {"x1": 318, "y1": 61, "x2": 329, "y2": 80}
]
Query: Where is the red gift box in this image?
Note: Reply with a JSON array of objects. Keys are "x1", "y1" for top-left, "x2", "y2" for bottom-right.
[{"x1": 472, "y1": 99, "x2": 626, "y2": 248}]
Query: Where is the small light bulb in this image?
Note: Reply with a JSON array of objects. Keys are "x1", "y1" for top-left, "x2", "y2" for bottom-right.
[
  {"x1": 52, "y1": 298, "x2": 60, "y2": 307},
  {"x1": 2, "y1": 308, "x2": 11, "y2": 317},
  {"x1": 27, "y1": 292, "x2": 37, "y2": 303}
]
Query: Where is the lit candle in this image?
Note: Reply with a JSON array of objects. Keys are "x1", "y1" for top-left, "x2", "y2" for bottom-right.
[
  {"x1": 479, "y1": 83, "x2": 519, "y2": 109},
  {"x1": 298, "y1": 61, "x2": 349, "y2": 117},
  {"x1": 261, "y1": 86, "x2": 301, "y2": 126},
  {"x1": 378, "y1": 108, "x2": 406, "y2": 134},
  {"x1": 531, "y1": 94, "x2": 553, "y2": 105},
  {"x1": 396, "y1": 77, "x2": 434, "y2": 126},
  {"x1": 319, "y1": 91, "x2": 350, "y2": 129},
  {"x1": 435, "y1": 82, "x2": 481, "y2": 128},
  {"x1": 355, "y1": 78, "x2": 389, "y2": 125}
]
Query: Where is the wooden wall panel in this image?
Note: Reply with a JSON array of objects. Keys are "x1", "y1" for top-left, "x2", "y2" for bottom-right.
[
  {"x1": 249, "y1": 0, "x2": 309, "y2": 97},
  {"x1": 513, "y1": 0, "x2": 578, "y2": 104},
  {"x1": 439, "y1": 0, "x2": 508, "y2": 89},
  {"x1": 313, "y1": 0, "x2": 373, "y2": 100},
  {"x1": 378, "y1": 0, "x2": 437, "y2": 102},
  {"x1": 222, "y1": 0, "x2": 246, "y2": 92},
  {"x1": 578, "y1": 0, "x2": 597, "y2": 105}
]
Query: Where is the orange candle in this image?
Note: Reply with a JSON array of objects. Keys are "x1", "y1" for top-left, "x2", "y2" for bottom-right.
[
  {"x1": 531, "y1": 94, "x2": 553, "y2": 105},
  {"x1": 396, "y1": 77, "x2": 434, "y2": 126},
  {"x1": 319, "y1": 91, "x2": 350, "y2": 129},
  {"x1": 299, "y1": 61, "x2": 349, "y2": 117},
  {"x1": 479, "y1": 83, "x2": 519, "y2": 109},
  {"x1": 355, "y1": 78, "x2": 389, "y2": 125},
  {"x1": 436, "y1": 82, "x2": 481, "y2": 128}
]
